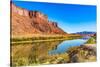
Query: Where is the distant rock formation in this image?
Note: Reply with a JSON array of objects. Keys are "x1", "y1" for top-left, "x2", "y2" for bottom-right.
[
  {"x1": 72, "y1": 31, "x2": 96, "y2": 36},
  {"x1": 11, "y1": 3, "x2": 66, "y2": 36}
]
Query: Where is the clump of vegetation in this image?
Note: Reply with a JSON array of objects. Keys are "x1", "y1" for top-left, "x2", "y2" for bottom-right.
[
  {"x1": 66, "y1": 45, "x2": 96, "y2": 63},
  {"x1": 11, "y1": 57, "x2": 28, "y2": 66},
  {"x1": 86, "y1": 37, "x2": 96, "y2": 44},
  {"x1": 45, "y1": 53, "x2": 70, "y2": 64}
]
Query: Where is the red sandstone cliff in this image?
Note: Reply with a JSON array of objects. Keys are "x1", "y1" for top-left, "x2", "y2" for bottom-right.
[{"x1": 11, "y1": 3, "x2": 66, "y2": 36}]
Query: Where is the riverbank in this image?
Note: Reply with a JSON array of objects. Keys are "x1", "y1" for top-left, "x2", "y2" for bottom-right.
[
  {"x1": 11, "y1": 34, "x2": 82, "y2": 44},
  {"x1": 85, "y1": 44, "x2": 96, "y2": 47},
  {"x1": 66, "y1": 45, "x2": 96, "y2": 63}
]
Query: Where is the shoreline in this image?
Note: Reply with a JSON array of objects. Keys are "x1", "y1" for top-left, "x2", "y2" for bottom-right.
[
  {"x1": 11, "y1": 35, "x2": 82, "y2": 44},
  {"x1": 85, "y1": 44, "x2": 96, "y2": 48}
]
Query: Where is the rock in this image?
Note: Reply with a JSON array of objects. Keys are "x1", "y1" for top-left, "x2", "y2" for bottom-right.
[
  {"x1": 67, "y1": 45, "x2": 96, "y2": 62},
  {"x1": 11, "y1": 3, "x2": 66, "y2": 36}
]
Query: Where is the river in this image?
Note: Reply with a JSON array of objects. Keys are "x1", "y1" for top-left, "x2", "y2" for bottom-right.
[{"x1": 49, "y1": 39, "x2": 88, "y2": 55}]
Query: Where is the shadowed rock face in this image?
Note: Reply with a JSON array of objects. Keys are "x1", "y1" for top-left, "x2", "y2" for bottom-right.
[{"x1": 11, "y1": 3, "x2": 66, "y2": 36}]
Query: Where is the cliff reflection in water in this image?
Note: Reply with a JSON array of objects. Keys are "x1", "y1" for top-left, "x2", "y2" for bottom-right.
[{"x1": 11, "y1": 41, "x2": 63, "y2": 66}]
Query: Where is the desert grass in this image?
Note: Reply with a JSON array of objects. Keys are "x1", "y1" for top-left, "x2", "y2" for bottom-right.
[{"x1": 11, "y1": 34, "x2": 82, "y2": 44}]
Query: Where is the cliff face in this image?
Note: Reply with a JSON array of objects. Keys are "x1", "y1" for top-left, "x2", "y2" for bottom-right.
[{"x1": 11, "y1": 3, "x2": 66, "y2": 36}]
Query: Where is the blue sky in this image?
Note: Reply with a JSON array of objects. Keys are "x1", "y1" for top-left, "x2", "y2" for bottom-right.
[{"x1": 12, "y1": 1, "x2": 96, "y2": 33}]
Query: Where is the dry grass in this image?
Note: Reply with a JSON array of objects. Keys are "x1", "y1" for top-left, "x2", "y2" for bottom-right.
[{"x1": 11, "y1": 34, "x2": 82, "y2": 44}]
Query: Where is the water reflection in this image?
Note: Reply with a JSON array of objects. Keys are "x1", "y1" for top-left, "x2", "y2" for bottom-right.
[
  {"x1": 11, "y1": 40, "x2": 63, "y2": 66},
  {"x1": 49, "y1": 39, "x2": 87, "y2": 55}
]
